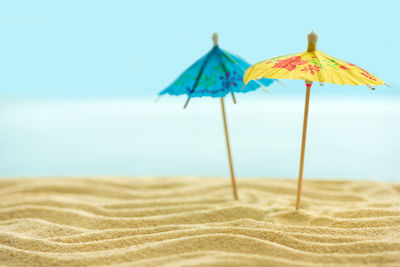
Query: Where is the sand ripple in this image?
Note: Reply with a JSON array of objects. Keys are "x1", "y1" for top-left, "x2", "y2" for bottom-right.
[{"x1": 0, "y1": 177, "x2": 399, "y2": 266}]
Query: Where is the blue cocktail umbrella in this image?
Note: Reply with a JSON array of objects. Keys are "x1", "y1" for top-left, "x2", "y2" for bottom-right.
[{"x1": 159, "y1": 33, "x2": 274, "y2": 200}]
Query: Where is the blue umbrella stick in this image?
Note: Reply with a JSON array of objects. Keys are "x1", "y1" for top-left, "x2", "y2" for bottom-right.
[{"x1": 220, "y1": 97, "x2": 239, "y2": 200}]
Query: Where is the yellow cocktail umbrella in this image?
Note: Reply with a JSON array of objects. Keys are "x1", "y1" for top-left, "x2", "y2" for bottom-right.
[{"x1": 243, "y1": 31, "x2": 390, "y2": 210}]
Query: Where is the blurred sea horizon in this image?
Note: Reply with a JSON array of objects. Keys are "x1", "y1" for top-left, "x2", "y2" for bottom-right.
[
  {"x1": 1, "y1": 92, "x2": 399, "y2": 182},
  {"x1": 1, "y1": 0, "x2": 399, "y2": 182}
]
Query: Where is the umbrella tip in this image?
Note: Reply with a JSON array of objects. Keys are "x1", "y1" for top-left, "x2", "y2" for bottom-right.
[
  {"x1": 212, "y1": 32, "x2": 218, "y2": 46},
  {"x1": 307, "y1": 31, "x2": 318, "y2": 52}
]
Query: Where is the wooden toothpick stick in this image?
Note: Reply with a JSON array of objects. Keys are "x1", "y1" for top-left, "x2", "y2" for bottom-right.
[
  {"x1": 296, "y1": 80, "x2": 312, "y2": 210},
  {"x1": 296, "y1": 32, "x2": 318, "y2": 210},
  {"x1": 220, "y1": 97, "x2": 238, "y2": 200}
]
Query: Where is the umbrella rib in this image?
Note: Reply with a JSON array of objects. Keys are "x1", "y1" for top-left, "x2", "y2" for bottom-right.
[
  {"x1": 154, "y1": 94, "x2": 162, "y2": 102},
  {"x1": 218, "y1": 50, "x2": 236, "y2": 103},
  {"x1": 313, "y1": 52, "x2": 326, "y2": 83},
  {"x1": 183, "y1": 47, "x2": 216, "y2": 108},
  {"x1": 188, "y1": 48, "x2": 216, "y2": 95}
]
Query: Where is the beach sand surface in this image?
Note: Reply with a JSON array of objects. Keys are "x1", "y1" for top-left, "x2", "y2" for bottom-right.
[{"x1": 0, "y1": 177, "x2": 399, "y2": 266}]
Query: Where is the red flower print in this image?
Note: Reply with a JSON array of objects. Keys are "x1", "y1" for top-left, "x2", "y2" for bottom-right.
[
  {"x1": 346, "y1": 62, "x2": 376, "y2": 80},
  {"x1": 339, "y1": 65, "x2": 350, "y2": 70},
  {"x1": 357, "y1": 67, "x2": 377, "y2": 81},
  {"x1": 273, "y1": 56, "x2": 308, "y2": 71},
  {"x1": 300, "y1": 64, "x2": 321, "y2": 75},
  {"x1": 361, "y1": 71, "x2": 377, "y2": 81}
]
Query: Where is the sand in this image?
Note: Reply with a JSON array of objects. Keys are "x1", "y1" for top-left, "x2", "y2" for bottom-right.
[{"x1": 0, "y1": 177, "x2": 399, "y2": 266}]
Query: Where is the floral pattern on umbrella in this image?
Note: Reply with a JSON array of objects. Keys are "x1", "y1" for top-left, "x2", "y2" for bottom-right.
[
  {"x1": 272, "y1": 56, "x2": 308, "y2": 71},
  {"x1": 300, "y1": 64, "x2": 321, "y2": 75},
  {"x1": 160, "y1": 46, "x2": 274, "y2": 98}
]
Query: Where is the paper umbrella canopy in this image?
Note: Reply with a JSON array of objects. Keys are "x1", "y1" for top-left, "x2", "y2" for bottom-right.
[
  {"x1": 243, "y1": 32, "x2": 387, "y2": 88},
  {"x1": 159, "y1": 34, "x2": 274, "y2": 107}
]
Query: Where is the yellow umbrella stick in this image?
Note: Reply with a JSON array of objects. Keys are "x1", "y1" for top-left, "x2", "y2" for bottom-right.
[
  {"x1": 296, "y1": 31, "x2": 317, "y2": 210},
  {"x1": 296, "y1": 80, "x2": 312, "y2": 210}
]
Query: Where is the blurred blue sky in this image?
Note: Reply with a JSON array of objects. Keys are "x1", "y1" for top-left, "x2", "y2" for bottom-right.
[
  {"x1": 0, "y1": 1, "x2": 399, "y2": 180},
  {"x1": 0, "y1": 0, "x2": 399, "y2": 98}
]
